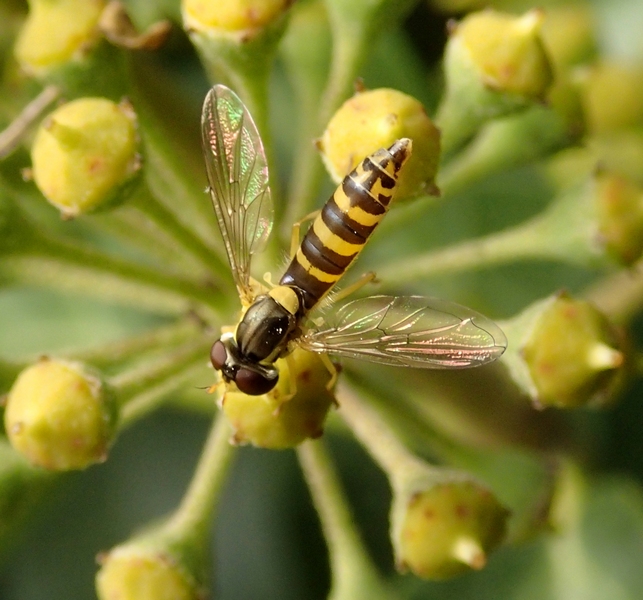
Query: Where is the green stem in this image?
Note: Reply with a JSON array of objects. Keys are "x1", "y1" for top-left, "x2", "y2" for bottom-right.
[
  {"x1": 283, "y1": 28, "x2": 364, "y2": 230},
  {"x1": 96, "y1": 207, "x2": 208, "y2": 277},
  {"x1": 69, "y1": 318, "x2": 202, "y2": 370},
  {"x1": 6, "y1": 232, "x2": 228, "y2": 315},
  {"x1": 164, "y1": 415, "x2": 235, "y2": 547},
  {"x1": 584, "y1": 257, "x2": 643, "y2": 324},
  {"x1": 336, "y1": 381, "x2": 427, "y2": 490},
  {"x1": 111, "y1": 336, "x2": 213, "y2": 428},
  {"x1": 377, "y1": 219, "x2": 547, "y2": 284},
  {"x1": 128, "y1": 57, "x2": 227, "y2": 257},
  {"x1": 297, "y1": 439, "x2": 397, "y2": 600},
  {"x1": 130, "y1": 182, "x2": 229, "y2": 281},
  {"x1": 0, "y1": 85, "x2": 61, "y2": 159},
  {"x1": 376, "y1": 181, "x2": 602, "y2": 285},
  {"x1": 283, "y1": 0, "x2": 419, "y2": 232}
]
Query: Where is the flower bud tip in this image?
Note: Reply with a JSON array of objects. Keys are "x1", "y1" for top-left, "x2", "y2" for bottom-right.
[
  {"x1": 516, "y1": 9, "x2": 545, "y2": 35},
  {"x1": 452, "y1": 537, "x2": 486, "y2": 570},
  {"x1": 587, "y1": 344, "x2": 623, "y2": 371}
]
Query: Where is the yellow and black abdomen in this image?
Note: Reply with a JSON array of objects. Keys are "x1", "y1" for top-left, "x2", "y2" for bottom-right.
[{"x1": 280, "y1": 138, "x2": 412, "y2": 312}]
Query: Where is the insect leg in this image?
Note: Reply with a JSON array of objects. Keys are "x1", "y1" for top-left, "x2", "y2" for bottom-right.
[
  {"x1": 273, "y1": 354, "x2": 298, "y2": 408},
  {"x1": 318, "y1": 352, "x2": 338, "y2": 394},
  {"x1": 206, "y1": 378, "x2": 226, "y2": 406},
  {"x1": 290, "y1": 210, "x2": 321, "y2": 258},
  {"x1": 331, "y1": 271, "x2": 377, "y2": 304}
]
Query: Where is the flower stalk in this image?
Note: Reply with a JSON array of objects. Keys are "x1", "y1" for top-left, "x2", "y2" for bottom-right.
[
  {"x1": 0, "y1": 85, "x2": 61, "y2": 160},
  {"x1": 110, "y1": 336, "x2": 214, "y2": 429},
  {"x1": 96, "y1": 415, "x2": 235, "y2": 599},
  {"x1": 376, "y1": 177, "x2": 606, "y2": 285},
  {"x1": 337, "y1": 382, "x2": 508, "y2": 579},
  {"x1": 298, "y1": 439, "x2": 399, "y2": 600},
  {"x1": 4, "y1": 230, "x2": 224, "y2": 315},
  {"x1": 284, "y1": 0, "x2": 418, "y2": 226}
]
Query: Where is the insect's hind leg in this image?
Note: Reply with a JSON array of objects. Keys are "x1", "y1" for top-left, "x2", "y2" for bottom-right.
[
  {"x1": 330, "y1": 271, "x2": 377, "y2": 304},
  {"x1": 290, "y1": 210, "x2": 320, "y2": 258}
]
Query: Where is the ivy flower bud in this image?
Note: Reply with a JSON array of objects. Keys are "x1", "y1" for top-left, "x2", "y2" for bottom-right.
[
  {"x1": 595, "y1": 170, "x2": 643, "y2": 265},
  {"x1": 580, "y1": 62, "x2": 643, "y2": 134},
  {"x1": 4, "y1": 358, "x2": 117, "y2": 470},
  {"x1": 540, "y1": 4, "x2": 597, "y2": 69},
  {"x1": 319, "y1": 88, "x2": 441, "y2": 199},
  {"x1": 440, "y1": 75, "x2": 585, "y2": 195},
  {"x1": 31, "y1": 97, "x2": 140, "y2": 217},
  {"x1": 221, "y1": 348, "x2": 335, "y2": 449},
  {"x1": 14, "y1": 0, "x2": 106, "y2": 76},
  {"x1": 391, "y1": 468, "x2": 508, "y2": 579},
  {"x1": 183, "y1": 0, "x2": 292, "y2": 38},
  {"x1": 96, "y1": 542, "x2": 201, "y2": 600},
  {"x1": 437, "y1": 9, "x2": 553, "y2": 153},
  {"x1": 182, "y1": 0, "x2": 292, "y2": 128},
  {"x1": 501, "y1": 293, "x2": 627, "y2": 409}
]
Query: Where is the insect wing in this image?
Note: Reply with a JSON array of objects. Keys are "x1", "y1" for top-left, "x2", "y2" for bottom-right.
[
  {"x1": 201, "y1": 85, "x2": 273, "y2": 299},
  {"x1": 301, "y1": 295, "x2": 507, "y2": 368}
]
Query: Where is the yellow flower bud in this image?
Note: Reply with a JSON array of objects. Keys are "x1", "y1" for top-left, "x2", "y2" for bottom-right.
[
  {"x1": 183, "y1": 0, "x2": 292, "y2": 38},
  {"x1": 595, "y1": 170, "x2": 643, "y2": 265},
  {"x1": 505, "y1": 294, "x2": 627, "y2": 409},
  {"x1": 456, "y1": 9, "x2": 553, "y2": 99},
  {"x1": 540, "y1": 4, "x2": 597, "y2": 69},
  {"x1": 581, "y1": 62, "x2": 643, "y2": 134},
  {"x1": 31, "y1": 97, "x2": 140, "y2": 217},
  {"x1": 4, "y1": 358, "x2": 117, "y2": 470},
  {"x1": 391, "y1": 472, "x2": 508, "y2": 579},
  {"x1": 437, "y1": 9, "x2": 554, "y2": 154},
  {"x1": 14, "y1": 0, "x2": 106, "y2": 75},
  {"x1": 221, "y1": 347, "x2": 335, "y2": 449},
  {"x1": 96, "y1": 545, "x2": 200, "y2": 600},
  {"x1": 319, "y1": 88, "x2": 441, "y2": 199}
]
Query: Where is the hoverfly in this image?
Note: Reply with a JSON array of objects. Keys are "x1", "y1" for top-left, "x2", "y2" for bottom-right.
[{"x1": 202, "y1": 85, "x2": 507, "y2": 396}]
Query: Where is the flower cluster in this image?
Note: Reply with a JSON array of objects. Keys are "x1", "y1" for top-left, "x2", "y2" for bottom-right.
[{"x1": 1, "y1": 0, "x2": 643, "y2": 599}]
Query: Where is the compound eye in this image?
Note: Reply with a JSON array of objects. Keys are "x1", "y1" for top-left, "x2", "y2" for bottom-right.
[
  {"x1": 236, "y1": 368, "x2": 278, "y2": 396},
  {"x1": 210, "y1": 340, "x2": 228, "y2": 370}
]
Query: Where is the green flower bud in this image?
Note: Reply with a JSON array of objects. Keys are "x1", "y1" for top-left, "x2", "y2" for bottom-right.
[
  {"x1": 319, "y1": 88, "x2": 441, "y2": 199},
  {"x1": 31, "y1": 97, "x2": 140, "y2": 217},
  {"x1": 391, "y1": 469, "x2": 508, "y2": 579},
  {"x1": 14, "y1": 0, "x2": 106, "y2": 76},
  {"x1": 580, "y1": 62, "x2": 643, "y2": 134},
  {"x1": 221, "y1": 347, "x2": 335, "y2": 449},
  {"x1": 595, "y1": 170, "x2": 643, "y2": 265},
  {"x1": 437, "y1": 9, "x2": 554, "y2": 154},
  {"x1": 4, "y1": 357, "x2": 117, "y2": 470},
  {"x1": 501, "y1": 293, "x2": 627, "y2": 408},
  {"x1": 96, "y1": 543, "x2": 201, "y2": 600},
  {"x1": 440, "y1": 75, "x2": 585, "y2": 195}
]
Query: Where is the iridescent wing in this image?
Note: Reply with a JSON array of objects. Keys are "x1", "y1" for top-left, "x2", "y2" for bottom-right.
[
  {"x1": 300, "y1": 295, "x2": 507, "y2": 368},
  {"x1": 201, "y1": 85, "x2": 273, "y2": 300}
]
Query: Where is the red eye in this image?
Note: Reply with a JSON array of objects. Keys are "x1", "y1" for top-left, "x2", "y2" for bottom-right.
[
  {"x1": 210, "y1": 341, "x2": 227, "y2": 370},
  {"x1": 236, "y1": 368, "x2": 278, "y2": 395}
]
